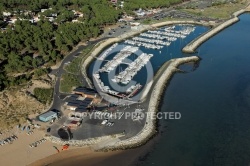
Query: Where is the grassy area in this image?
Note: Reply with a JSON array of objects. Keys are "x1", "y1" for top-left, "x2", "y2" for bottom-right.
[
  {"x1": 60, "y1": 44, "x2": 94, "y2": 93},
  {"x1": 64, "y1": 45, "x2": 94, "y2": 74},
  {"x1": 81, "y1": 44, "x2": 96, "y2": 61},
  {"x1": 33, "y1": 88, "x2": 53, "y2": 104},
  {"x1": 60, "y1": 73, "x2": 82, "y2": 93},
  {"x1": 64, "y1": 57, "x2": 81, "y2": 75},
  {"x1": 181, "y1": 1, "x2": 246, "y2": 19},
  {"x1": 0, "y1": 89, "x2": 45, "y2": 130}
]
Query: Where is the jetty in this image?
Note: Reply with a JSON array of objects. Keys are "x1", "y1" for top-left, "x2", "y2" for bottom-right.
[
  {"x1": 182, "y1": 6, "x2": 250, "y2": 53},
  {"x1": 98, "y1": 56, "x2": 200, "y2": 150}
]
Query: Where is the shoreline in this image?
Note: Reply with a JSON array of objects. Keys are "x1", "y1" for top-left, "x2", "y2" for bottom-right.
[
  {"x1": 97, "y1": 56, "x2": 200, "y2": 151},
  {"x1": 21, "y1": 5, "x2": 250, "y2": 165},
  {"x1": 30, "y1": 56, "x2": 200, "y2": 166},
  {"x1": 46, "y1": 7, "x2": 248, "y2": 149},
  {"x1": 44, "y1": 56, "x2": 200, "y2": 149}
]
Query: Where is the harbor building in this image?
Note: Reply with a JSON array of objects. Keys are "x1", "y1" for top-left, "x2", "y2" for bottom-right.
[
  {"x1": 39, "y1": 111, "x2": 58, "y2": 122},
  {"x1": 66, "y1": 94, "x2": 93, "y2": 111},
  {"x1": 73, "y1": 87, "x2": 97, "y2": 98}
]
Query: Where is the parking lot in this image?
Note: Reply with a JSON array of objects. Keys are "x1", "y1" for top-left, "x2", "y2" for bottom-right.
[
  {"x1": 49, "y1": 103, "x2": 146, "y2": 140},
  {"x1": 102, "y1": 24, "x2": 132, "y2": 38}
]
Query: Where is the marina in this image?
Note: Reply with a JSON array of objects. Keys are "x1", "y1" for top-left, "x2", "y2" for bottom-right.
[
  {"x1": 99, "y1": 46, "x2": 139, "y2": 73},
  {"x1": 93, "y1": 73, "x2": 142, "y2": 99},
  {"x1": 89, "y1": 24, "x2": 208, "y2": 101}
]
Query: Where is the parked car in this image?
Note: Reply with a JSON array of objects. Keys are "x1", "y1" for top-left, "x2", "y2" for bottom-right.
[{"x1": 101, "y1": 119, "x2": 108, "y2": 125}]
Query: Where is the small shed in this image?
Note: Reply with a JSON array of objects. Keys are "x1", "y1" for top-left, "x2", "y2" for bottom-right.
[{"x1": 39, "y1": 111, "x2": 57, "y2": 122}]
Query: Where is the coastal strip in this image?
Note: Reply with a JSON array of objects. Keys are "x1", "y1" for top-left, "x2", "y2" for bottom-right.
[
  {"x1": 45, "y1": 56, "x2": 199, "y2": 149},
  {"x1": 182, "y1": 8, "x2": 248, "y2": 53}
]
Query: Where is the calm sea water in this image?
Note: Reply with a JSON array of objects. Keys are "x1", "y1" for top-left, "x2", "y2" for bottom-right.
[{"x1": 138, "y1": 13, "x2": 250, "y2": 166}]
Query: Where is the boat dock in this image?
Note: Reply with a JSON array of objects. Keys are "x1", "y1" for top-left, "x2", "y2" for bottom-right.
[
  {"x1": 99, "y1": 46, "x2": 139, "y2": 73},
  {"x1": 99, "y1": 43, "x2": 118, "y2": 60},
  {"x1": 112, "y1": 53, "x2": 153, "y2": 84},
  {"x1": 124, "y1": 40, "x2": 163, "y2": 50}
]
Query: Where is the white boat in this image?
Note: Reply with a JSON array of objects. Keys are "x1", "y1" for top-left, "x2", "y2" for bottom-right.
[
  {"x1": 111, "y1": 78, "x2": 117, "y2": 83},
  {"x1": 108, "y1": 90, "x2": 119, "y2": 95}
]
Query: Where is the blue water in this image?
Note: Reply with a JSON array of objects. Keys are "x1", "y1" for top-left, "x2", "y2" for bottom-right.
[
  {"x1": 88, "y1": 25, "x2": 208, "y2": 94},
  {"x1": 138, "y1": 13, "x2": 250, "y2": 166}
]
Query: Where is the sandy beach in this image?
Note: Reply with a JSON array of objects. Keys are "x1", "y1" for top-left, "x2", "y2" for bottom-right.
[
  {"x1": 0, "y1": 128, "x2": 146, "y2": 166},
  {"x1": 0, "y1": 130, "x2": 59, "y2": 166},
  {"x1": 29, "y1": 133, "x2": 159, "y2": 166}
]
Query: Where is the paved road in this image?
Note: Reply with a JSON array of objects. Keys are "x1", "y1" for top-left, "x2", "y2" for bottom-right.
[
  {"x1": 49, "y1": 23, "x2": 136, "y2": 112},
  {"x1": 49, "y1": 38, "x2": 109, "y2": 112}
]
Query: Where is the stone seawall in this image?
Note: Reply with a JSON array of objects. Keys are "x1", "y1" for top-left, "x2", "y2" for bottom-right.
[
  {"x1": 151, "y1": 20, "x2": 215, "y2": 28},
  {"x1": 45, "y1": 133, "x2": 124, "y2": 147},
  {"x1": 98, "y1": 56, "x2": 200, "y2": 151},
  {"x1": 182, "y1": 9, "x2": 248, "y2": 53}
]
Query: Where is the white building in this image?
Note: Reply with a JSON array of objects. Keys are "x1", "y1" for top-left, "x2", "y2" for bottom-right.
[{"x1": 3, "y1": 11, "x2": 11, "y2": 16}]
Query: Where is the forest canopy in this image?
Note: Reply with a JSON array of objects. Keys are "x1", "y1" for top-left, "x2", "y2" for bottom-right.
[{"x1": 0, "y1": 0, "x2": 183, "y2": 91}]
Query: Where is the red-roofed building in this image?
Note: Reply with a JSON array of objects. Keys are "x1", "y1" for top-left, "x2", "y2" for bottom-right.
[{"x1": 111, "y1": 0, "x2": 117, "y2": 4}]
